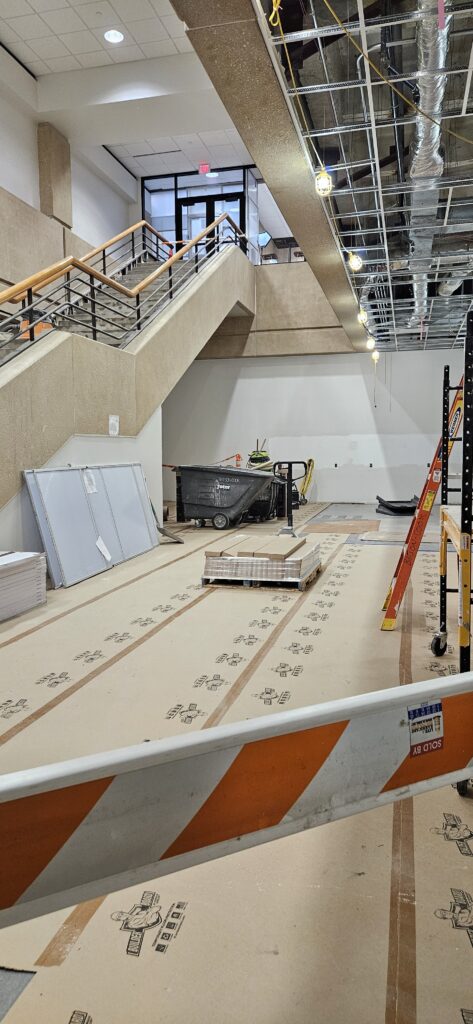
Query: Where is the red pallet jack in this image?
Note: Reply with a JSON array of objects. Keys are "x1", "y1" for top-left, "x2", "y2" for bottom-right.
[{"x1": 381, "y1": 371, "x2": 464, "y2": 630}]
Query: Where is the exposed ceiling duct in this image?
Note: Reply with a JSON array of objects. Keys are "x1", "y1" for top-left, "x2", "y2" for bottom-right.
[
  {"x1": 407, "y1": 0, "x2": 452, "y2": 328},
  {"x1": 438, "y1": 258, "x2": 473, "y2": 296},
  {"x1": 360, "y1": 274, "x2": 380, "y2": 337}
]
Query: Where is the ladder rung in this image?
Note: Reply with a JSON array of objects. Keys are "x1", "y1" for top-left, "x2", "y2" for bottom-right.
[
  {"x1": 449, "y1": 437, "x2": 463, "y2": 442},
  {"x1": 449, "y1": 385, "x2": 463, "y2": 390},
  {"x1": 447, "y1": 587, "x2": 459, "y2": 593},
  {"x1": 448, "y1": 487, "x2": 461, "y2": 492}
]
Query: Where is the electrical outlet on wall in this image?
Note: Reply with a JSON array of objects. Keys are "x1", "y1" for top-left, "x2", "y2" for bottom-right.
[{"x1": 109, "y1": 415, "x2": 119, "y2": 437}]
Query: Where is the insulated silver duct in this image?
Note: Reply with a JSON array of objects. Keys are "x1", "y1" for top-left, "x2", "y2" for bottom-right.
[
  {"x1": 360, "y1": 274, "x2": 379, "y2": 337},
  {"x1": 438, "y1": 258, "x2": 473, "y2": 296},
  {"x1": 407, "y1": 1, "x2": 451, "y2": 327}
]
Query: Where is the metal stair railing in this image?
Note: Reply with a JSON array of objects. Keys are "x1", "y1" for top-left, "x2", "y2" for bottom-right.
[{"x1": 0, "y1": 214, "x2": 247, "y2": 365}]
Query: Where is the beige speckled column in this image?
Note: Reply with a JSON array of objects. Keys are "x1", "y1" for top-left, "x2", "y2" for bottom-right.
[
  {"x1": 37, "y1": 123, "x2": 72, "y2": 229},
  {"x1": 170, "y1": 0, "x2": 366, "y2": 351}
]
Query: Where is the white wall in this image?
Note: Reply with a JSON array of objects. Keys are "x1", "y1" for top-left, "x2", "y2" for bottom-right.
[
  {"x1": 71, "y1": 157, "x2": 132, "y2": 247},
  {"x1": 0, "y1": 91, "x2": 39, "y2": 209},
  {"x1": 0, "y1": 406, "x2": 162, "y2": 552},
  {"x1": 162, "y1": 350, "x2": 464, "y2": 504}
]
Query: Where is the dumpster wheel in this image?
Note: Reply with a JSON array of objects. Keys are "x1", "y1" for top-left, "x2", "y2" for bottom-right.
[{"x1": 212, "y1": 513, "x2": 230, "y2": 530}]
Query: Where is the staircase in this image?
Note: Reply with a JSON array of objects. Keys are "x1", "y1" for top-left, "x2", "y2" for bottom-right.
[
  {"x1": 0, "y1": 217, "x2": 256, "y2": 521},
  {"x1": 0, "y1": 217, "x2": 243, "y2": 366}
]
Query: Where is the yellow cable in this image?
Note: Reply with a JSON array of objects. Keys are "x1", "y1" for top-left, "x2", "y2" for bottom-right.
[
  {"x1": 268, "y1": 0, "x2": 363, "y2": 262},
  {"x1": 268, "y1": 0, "x2": 282, "y2": 26},
  {"x1": 319, "y1": 0, "x2": 473, "y2": 150},
  {"x1": 270, "y1": 3, "x2": 324, "y2": 169}
]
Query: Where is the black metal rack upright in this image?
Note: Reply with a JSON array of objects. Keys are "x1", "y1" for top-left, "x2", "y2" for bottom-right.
[{"x1": 432, "y1": 311, "x2": 473, "y2": 673}]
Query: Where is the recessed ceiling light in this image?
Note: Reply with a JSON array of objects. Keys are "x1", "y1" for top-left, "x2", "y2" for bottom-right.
[
  {"x1": 206, "y1": 171, "x2": 218, "y2": 178},
  {"x1": 104, "y1": 29, "x2": 124, "y2": 43}
]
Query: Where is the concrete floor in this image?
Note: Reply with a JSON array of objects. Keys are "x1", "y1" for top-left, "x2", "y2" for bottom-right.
[{"x1": 0, "y1": 500, "x2": 471, "y2": 1023}]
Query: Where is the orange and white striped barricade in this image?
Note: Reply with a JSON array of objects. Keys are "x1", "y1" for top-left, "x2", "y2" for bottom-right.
[{"x1": 1, "y1": 671, "x2": 473, "y2": 927}]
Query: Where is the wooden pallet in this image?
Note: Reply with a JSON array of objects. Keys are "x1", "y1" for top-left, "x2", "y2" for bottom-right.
[
  {"x1": 202, "y1": 535, "x2": 321, "y2": 591},
  {"x1": 201, "y1": 562, "x2": 322, "y2": 591}
]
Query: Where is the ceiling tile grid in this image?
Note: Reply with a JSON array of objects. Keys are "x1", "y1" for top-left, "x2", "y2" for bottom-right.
[
  {"x1": 108, "y1": 130, "x2": 253, "y2": 178},
  {"x1": 0, "y1": 0, "x2": 187, "y2": 73}
]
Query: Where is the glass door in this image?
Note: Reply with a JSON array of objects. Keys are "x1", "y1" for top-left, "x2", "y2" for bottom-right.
[
  {"x1": 176, "y1": 199, "x2": 207, "y2": 249},
  {"x1": 176, "y1": 193, "x2": 245, "y2": 255}
]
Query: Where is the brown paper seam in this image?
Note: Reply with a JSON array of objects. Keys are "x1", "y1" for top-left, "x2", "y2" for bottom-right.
[
  {"x1": 0, "y1": 530, "x2": 244, "y2": 651},
  {"x1": 204, "y1": 539, "x2": 346, "y2": 729},
  {"x1": 385, "y1": 582, "x2": 416, "y2": 1024},
  {"x1": 0, "y1": 590, "x2": 213, "y2": 748},
  {"x1": 32, "y1": 536, "x2": 344, "y2": 966}
]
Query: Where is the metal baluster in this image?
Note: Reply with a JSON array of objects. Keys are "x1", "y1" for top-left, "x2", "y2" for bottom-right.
[
  {"x1": 102, "y1": 248, "x2": 107, "y2": 276},
  {"x1": 65, "y1": 271, "x2": 71, "y2": 312},
  {"x1": 89, "y1": 275, "x2": 97, "y2": 340},
  {"x1": 26, "y1": 287, "x2": 35, "y2": 343},
  {"x1": 142, "y1": 225, "x2": 146, "y2": 260},
  {"x1": 136, "y1": 293, "x2": 142, "y2": 331},
  {"x1": 131, "y1": 231, "x2": 135, "y2": 266},
  {"x1": 195, "y1": 242, "x2": 199, "y2": 273},
  {"x1": 168, "y1": 263, "x2": 173, "y2": 299}
]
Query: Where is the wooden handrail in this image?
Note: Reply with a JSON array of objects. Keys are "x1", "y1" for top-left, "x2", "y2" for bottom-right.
[
  {"x1": 0, "y1": 220, "x2": 173, "y2": 305},
  {"x1": 82, "y1": 220, "x2": 172, "y2": 262},
  {"x1": 0, "y1": 213, "x2": 246, "y2": 306}
]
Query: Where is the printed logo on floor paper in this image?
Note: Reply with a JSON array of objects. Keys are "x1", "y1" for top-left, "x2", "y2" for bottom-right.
[
  {"x1": 431, "y1": 814, "x2": 473, "y2": 857},
  {"x1": 111, "y1": 890, "x2": 187, "y2": 956},
  {"x1": 435, "y1": 889, "x2": 473, "y2": 949},
  {"x1": 408, "y1": 699, "x2": 443, "y2": 757},
  {"x1": 166, "y1": 703, "x2": 205, "y2": 725},
  {"x1": 253, "y1": 687, "x2": 291, "y2": 706},
  {"x1": 68, "y1": 1013, "x2": 92, "y2": 1024}
]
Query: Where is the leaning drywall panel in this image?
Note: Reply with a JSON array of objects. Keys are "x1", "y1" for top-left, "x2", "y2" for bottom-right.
[
  {"x1": 101, "y1": 465, "x2": 157, "y2": 560},
  {"x1": 24, "y1": 464, "x2": 159, "y2": 588},
  {"x1": 26, "y1": 468, "x2": 107, "y2": 587}
]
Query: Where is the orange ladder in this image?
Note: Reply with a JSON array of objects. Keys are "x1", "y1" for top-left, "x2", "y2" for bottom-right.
[{"x1": 381, "y1": 372, "x2": 464, "y2": 630}]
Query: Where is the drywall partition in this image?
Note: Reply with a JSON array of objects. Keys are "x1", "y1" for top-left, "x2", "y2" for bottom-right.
[
  {"x1": 162, "y1": 349, "x2": 465, "y2": 504},
  {"x1": 71, "y1": 158, "x2": 133, "y2": 249},
  {"x1": 0, "y1": 91, "x2": 39, "y2": 210}
]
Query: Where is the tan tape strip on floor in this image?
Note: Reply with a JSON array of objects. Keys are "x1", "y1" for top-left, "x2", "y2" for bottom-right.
[
  {"x1": 204, "y1": 540, "x2": 345, "y2": 729},
  {"x1": 0, "y1": 532, "x2": 243, "y2": 651},
  {"x1": 0, "y1": 590, "x2": 213, "y2": 747},
  {"x1": 34, "y1": 897, "x2": 106, "y2": 967},
  {"x1": 386, "y1": 583, "x2": 416, "y2": 1024},
  {"x1": 30, "y1": 536, "x2": 345, "y2": 967}
]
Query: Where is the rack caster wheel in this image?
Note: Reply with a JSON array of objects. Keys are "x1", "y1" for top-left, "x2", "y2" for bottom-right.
[
  {"x1": 456, "y1": 779, "x2": 470, "y2": 797},
  {"x1": 431, "y1": 633, "x2": 447, "y2": 657},
  {"x1": 194, "y1": 518, "x2": 206, "y2": 528}
]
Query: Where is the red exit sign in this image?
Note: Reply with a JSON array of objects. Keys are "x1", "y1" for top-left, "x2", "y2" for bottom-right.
[{"x1": 198, "y1": 162, "x2": 210, "y2": 174}]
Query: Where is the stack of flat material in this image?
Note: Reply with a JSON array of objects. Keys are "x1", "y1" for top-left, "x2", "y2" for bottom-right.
[
  {"x1": 0, "y1": 551, "x2": 47, "y2": 622},
  {"x1": 203, "y1": 535, "x2": 321, "y2": 589}
]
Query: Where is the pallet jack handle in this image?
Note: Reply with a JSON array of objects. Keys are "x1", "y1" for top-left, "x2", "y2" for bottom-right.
[{"x1": 273, "y1": 461, "x2": 308, "y2": 531}]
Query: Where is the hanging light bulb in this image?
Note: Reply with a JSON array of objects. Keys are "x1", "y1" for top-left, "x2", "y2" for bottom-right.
[
  {"x1": 372, "y1": 349, "x2": 380, "y2": 363},
  {"x1": 347, "y1": 251, "x2": 363, "y2": 272},
  {"x1": 315, "y1": 168, "x2": 333, "y2": 197},
  {"x1": 366, "y1": 336, "x2": 375, "y2": 351},
  {"x1": 358, "y1": 307, "x2": 368, "y2": 325}
]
